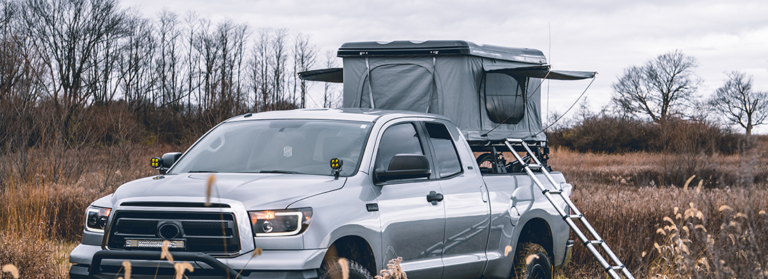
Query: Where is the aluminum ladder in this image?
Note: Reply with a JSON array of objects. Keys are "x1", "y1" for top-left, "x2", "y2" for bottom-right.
[{"x1": 504, "y1": 138, "x2": 634, "y2": 279}]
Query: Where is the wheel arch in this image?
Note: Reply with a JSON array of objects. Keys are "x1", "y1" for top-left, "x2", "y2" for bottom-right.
[
  {"x1": 516, "y1": 217, "x2": 554, "y2": 262},
  {"x1": 323, "y1": 235, "x2": 377, "y2": 276}
]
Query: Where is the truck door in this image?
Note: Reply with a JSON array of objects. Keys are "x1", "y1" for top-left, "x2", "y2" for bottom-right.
[
  {"x1": 422, "y1": 121, "x2": 490, "y2": 279},
  {"x1": 373, "y1": 121, "x2": 446, "y2": 279}
]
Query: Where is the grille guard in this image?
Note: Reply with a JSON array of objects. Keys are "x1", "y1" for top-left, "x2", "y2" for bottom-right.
[{"x1": 89, "y1": 250, "x2": 242, "y2": 279}]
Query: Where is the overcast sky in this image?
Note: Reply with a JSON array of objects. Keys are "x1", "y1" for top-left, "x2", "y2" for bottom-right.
[{"x1": 123, "y1": 0, "x2": 768, "y2": 132}]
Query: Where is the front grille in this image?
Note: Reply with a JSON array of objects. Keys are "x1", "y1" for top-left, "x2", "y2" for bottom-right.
[{"x1": 107, "y1": 211, "x2": 240, "y2": 254}]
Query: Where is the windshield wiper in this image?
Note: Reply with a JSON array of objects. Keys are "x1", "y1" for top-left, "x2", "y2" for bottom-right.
[
  {"x1": 258, "y1": 170, "x2": 300, "y2": 174},
  {"x1": 189, "y1": 170, "x2": 218, "y2": 173}
]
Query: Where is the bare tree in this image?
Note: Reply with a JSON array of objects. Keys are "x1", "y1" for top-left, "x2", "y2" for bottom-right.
[
  {"x1": 322, "y1": 50, "x2": 339, "y2": 108},
  {"x1": 157, "y1": 9, "x2": 183, "y2": 110},
  {"x1": 194, "y1": 17, "x2": 220, "y2": 113},
  {"x1": 250, "y1": 28, "x2": 271, "y2": 111},
  {"x1": 117, "y1": 12, "x2": 155, "y2": 109},
  {"x1": 611, "y1": 50, "x2": 701, "y2": 122},
  {"x1": 709, "y1": 71, "x2": 768, "y2": 136},
  {"x1": 183, "y1": 11, "x2": 199, "y2": 115},
  {"x1": 271, "y1": 28, "x2": 288, "y2": 109},
  {"x1": 22, "y1": 0, "x2": 126, "y2": 110},
  {"x1": 293, "y1": 33, "x2": 316, "y2": 108}
]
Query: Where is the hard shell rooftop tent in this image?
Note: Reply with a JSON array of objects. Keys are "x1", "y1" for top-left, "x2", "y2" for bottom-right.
[{"x1": 299, "y1": 40, "x2": 595, "y2": 142}]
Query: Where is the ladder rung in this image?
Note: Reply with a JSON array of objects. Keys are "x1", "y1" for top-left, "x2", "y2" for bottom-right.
[
  {"x1": 506, "y1": 138, "x2": 523, "y2": 143},
  {"x1": 585, "y1": 239, "x2": 604, "y2": 245},
  {"x1": 542, "y1": 189, "x2": 562, "y2": 194},
  {"x1": 526, "y1": 164, "x2": 542, "y2": 170},
  {"x1": 606, "y1": 265, "x2": 625, "y2": 271},
  {"x1": 565, "y1": 214, "x2": 583, "y2": 219}
]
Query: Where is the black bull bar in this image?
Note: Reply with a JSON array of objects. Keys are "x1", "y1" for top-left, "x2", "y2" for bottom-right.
[{"x1": 89, "y1": 250, "x2": 243, "y2": 279}]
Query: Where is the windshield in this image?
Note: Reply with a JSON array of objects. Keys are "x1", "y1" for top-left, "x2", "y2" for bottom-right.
[{"x1": 169, "y1": 120, "x2": 372, "y2": 176}]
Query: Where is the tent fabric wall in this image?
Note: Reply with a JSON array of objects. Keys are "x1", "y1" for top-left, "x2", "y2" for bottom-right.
[{"x1": 342, "y1": 55, "x2": 545, "y2": 141}]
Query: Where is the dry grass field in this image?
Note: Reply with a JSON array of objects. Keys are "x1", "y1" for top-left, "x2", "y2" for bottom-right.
[
  {"x1": 551, "y1": 148, "x2": 768, "y2": 278},
  {"x1": 1, "y1": 145, "x2": 767, "y2": 278}
]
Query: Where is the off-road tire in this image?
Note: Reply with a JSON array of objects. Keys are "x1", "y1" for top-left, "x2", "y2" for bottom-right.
[
  {"x1": 319, "y1": 257, "x2": 374, "y2": 279},
  {"x1": 513, "y1": 242, "x2": 553, "y2": 279}
]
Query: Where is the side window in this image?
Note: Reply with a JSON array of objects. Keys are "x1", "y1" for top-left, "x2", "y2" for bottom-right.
[
  {"x1": 425, "y1": 122, "x2": 462, "y2": 177},
  {"x1": 375, "y1": 123, "x2": 424, "y2": 171}
]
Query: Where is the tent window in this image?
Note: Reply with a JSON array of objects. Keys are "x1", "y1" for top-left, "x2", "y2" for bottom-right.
[
  {"x1": 361, "y1": 64, "x2": 435, "y2": 112},
  {"x1": 484, "y1": 73, "x2": 526, "y2": 124}
]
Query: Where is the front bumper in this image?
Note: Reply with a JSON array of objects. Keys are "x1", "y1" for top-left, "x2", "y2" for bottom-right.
[{"x1": 69, "y1": 245, "x2": 326, "y2": 279}]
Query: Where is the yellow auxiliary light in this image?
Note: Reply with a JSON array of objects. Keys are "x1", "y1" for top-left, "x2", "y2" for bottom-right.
[
  {"x1": 330, "y1": 158, "x2": 342, "y2": 169},
  {"x1": 330, "y1": 158, "x2": 343, "y2": 179},
  {"x1": 150, "y1": 157, "x2": 163, "y2": 168}
]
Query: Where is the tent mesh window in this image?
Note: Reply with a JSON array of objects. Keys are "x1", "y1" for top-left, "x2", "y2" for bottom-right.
[
  {"x1": 361, "y1": 64, "x2": 435, "y2": 112},
  {"x1": 484, "y1": 73, "x2": 527, "y2": 124}
]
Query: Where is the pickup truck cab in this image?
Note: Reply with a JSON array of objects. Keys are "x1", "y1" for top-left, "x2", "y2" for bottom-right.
[{"x1": 69, "y1": 109, "x2": 573, "y2": 279}]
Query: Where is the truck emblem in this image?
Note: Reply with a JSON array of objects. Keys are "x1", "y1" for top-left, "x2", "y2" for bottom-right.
[
  {"x1": 283, "y1": 146, "x2": 293, "y2": 157},
  {"x1": 158, "y1": 223, "x2": 180, "y2": 239}
]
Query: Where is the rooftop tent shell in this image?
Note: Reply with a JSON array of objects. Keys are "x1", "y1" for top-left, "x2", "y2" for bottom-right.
[{"x1": 299, "y1": 40, "x2": 595, "y2": 142}]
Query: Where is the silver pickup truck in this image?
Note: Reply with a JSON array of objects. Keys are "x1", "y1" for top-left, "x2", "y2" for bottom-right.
[{"x1": 69, "y1": 108, "x2": 573, "y2": 279}]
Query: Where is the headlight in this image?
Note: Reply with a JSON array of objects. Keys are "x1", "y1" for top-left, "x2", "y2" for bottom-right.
[
  {"x1": 249, "y1": 208, "x2": 312, "y2": 237},
  {"x1": 85, "y1": 206, "x2": 111, "y2": 233}
]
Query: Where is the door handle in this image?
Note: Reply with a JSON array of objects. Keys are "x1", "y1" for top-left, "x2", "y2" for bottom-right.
[{"x1": 427, "y1": 191, "x2": 443, "y2": 205}]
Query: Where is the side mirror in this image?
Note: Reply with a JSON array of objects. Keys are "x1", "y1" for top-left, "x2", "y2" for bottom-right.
[
  {"x1": 375, "y1": 154, "x2": 431, "y2": 183},
  {"x1": 150, "y1": 152, "x2": 182, "y2": 174}
]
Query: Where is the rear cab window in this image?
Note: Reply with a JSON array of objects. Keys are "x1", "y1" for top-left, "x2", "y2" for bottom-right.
[{"x1": 424, "y1": 122, "x2": 463, "y2": 178}]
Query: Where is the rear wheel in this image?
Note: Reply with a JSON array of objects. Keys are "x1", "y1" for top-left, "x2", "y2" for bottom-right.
[
  {"x1": 319, "y1": 257, "x2": 373, "y2": 279},
  {"x1": 513, "y1": 242, "x2": 552, "y2": 279}
]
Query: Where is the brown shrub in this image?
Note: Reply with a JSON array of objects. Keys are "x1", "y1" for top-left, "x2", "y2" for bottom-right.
[
  {"x1": 550, "y1": 147, "x2": 768, "y2": 188},
  {"x1": 547, "y1": 116, "x2": 742, "y2": 155},
  {"x1": 0, "y1": 231, "x2": 63, "y2": 279}
]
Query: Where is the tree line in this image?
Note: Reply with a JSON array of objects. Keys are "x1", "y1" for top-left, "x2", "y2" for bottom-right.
[{"x1": 0, "y1": 0, "x2": 342, "y2": 148}]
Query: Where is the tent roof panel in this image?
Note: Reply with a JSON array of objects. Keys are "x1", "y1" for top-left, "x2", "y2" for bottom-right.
[
  {"x1": 486, "y1": 65, "x2": 597, "y2": 80},
  {"x1": 297, "y1": 67, "x2": 343, "y2": 83},
  {"x1": 337, "y1": 40, "x2": 547, "y2": 64}
]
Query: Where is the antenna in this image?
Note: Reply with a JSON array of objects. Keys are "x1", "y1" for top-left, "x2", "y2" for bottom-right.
[{"x1": 546, "y1": 22, "x2": 551, "y2": 131}]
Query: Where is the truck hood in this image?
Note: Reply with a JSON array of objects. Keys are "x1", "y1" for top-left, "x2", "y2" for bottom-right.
[{"x1": 110, "y1": 173, "x2": 346, "y2": 209}]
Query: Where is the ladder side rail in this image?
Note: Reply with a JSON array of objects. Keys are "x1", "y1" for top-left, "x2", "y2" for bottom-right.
[
  {"x1": 503, "y1": 142, "x2": 570, "y2": 217},
  {"x1": 509, "y1": 142, "x2": 588, "y2": 222},
  {"x1": 599, "y1": 241, "x2": 631, "y2": 278},
  {"x1": 503, "y1": 141, "x2": 570, "y2": 215},
  {"x1": 565, "y1": 215, "x2": 622, "y2": 278},
  {"x1": 509, "y1": 139, "x2": 565, "y2": 193},
  {"x1": 574, "y1": 216, "x2": 630, "y2": 276}
]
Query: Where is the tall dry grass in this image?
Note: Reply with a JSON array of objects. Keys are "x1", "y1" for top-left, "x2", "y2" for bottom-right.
[
  {"x1": 551, "y1": 148, "x2": 768, "y2": 278},
  {"x1": 0, "y1": 144, "x2": 182, "y2": 278}
]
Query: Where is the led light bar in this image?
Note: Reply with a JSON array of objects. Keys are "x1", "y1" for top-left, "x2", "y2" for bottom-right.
[{"x1": 125, "y1": 239, "x2": 185, "y2": 249}]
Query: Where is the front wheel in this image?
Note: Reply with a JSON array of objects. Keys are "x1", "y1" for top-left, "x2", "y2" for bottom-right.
[
  {"x1": 319, "y1": 257, "x2": 374, "y2": 279},
  {"x1": 513, "y1": 242, "x2": 553, "y2": 279}
]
